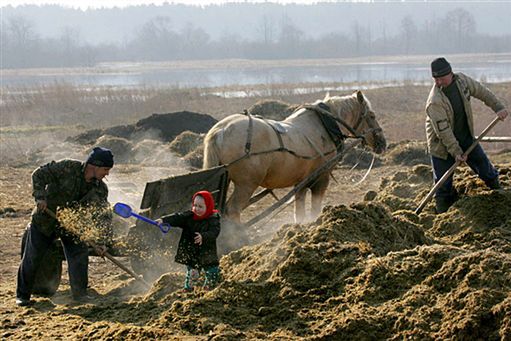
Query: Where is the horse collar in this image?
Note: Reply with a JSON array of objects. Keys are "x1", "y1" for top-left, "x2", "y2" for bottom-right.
[{"x1": 317, "y1": 102, "x2": 331, "y2": 112}]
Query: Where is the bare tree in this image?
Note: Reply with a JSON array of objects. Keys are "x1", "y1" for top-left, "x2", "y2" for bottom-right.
[
  {"x1": 257, "y1": 15, "x2": 276, "y2": 45},
  {"x1": 7, "y1": 15, "x2": 39, "y2": 67},
  {"x1": 180, "y1": 22, "x2": 210, "y2": 58},
  {"x1": 59, "y1": 26, "x2": 81, "y2": 66},
  {"x1": 351, "y1": 21, "x2": 361, "y2": 56},
  {"x1": 278, "y1": 15, "x2": 303, "y2": 58},
  {"x1": 216, "y1": 30, "x2": 243, "y2": 58},
  {"x1": 351, "y1": 21, "x2": 372, "y2": 56},
  {"x1": 131, "y1": 16, "x2": 177, "y2": 60},
  {"x1": 446, "y1": 8, "x2": 476, "y2": 51},
  {"x1": 400, "y1": 15, "x2": 417, "y2": 55}
]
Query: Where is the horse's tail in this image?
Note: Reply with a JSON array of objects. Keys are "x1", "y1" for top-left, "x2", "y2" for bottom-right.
[{"x1": 203, "y1": 127, "x2": 222, "y2": 169}]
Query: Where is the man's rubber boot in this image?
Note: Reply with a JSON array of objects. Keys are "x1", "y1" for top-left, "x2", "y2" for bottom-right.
[
  {"x1": 15, "y1": 297, "x2": 32, "y2": 307},
  {"x1": 435, "y1": 197, "x2": 452, "y2": 214},
  {"x1": 486, "y1": 177, "x2": 502, "y2": 190}
]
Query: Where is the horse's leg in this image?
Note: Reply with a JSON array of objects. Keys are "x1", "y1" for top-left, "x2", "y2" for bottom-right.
[
  {"x1": 225, "y1": 182, "x2": 259, "y2": 224},
  {"x1": 294, "y1": 187, "x2": 308, "y2": 223},
  {"x1": 310, "y1": 173, "x2": 330, "y2": 219}
]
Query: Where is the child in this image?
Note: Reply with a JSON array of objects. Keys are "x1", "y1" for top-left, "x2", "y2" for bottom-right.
[{"x1": 157, "y1": 190, "x2": 221, "y2": 291}]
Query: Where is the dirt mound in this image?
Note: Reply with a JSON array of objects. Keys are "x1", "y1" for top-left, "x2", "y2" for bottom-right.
[
  {"x1": 69, "y1": 125, "x2": 135, "y2": 145},
  {"x1": 247, "y1": 99, "x2": 299, "y2": 120},
  {"x1": 426, "y1": 165, "x2": 511, "y2": 251},
  {"x1": 69, "y1": 111, "x2": 217, "y2": 144},
  {"x1": 430, "y1": 190, "x2": 511, "y2": 251},
  {"x1": 385, "y1": 139, "x2": 429, "y2": 166},
  {"x1": 4, "y1": 160, "x2": 510, "y2": 340},
  {"x1": 182, "y1": 145, "x2": 204, "y2": 169},
  {"x1": 328, "y1": 245, "x2": 511, "y2": 340},
  {"x1": 135, "y1": 112, "x2": 217, "y2": 142},
  {"x1": 94, "y1": 135, "x2": 133, "y2": 163},
  {"x1": 373, "y1": 163, "x2": 511, "y2": 213},
  {"x1": 118, "y1": 197, "x2": 509, "y2": 339},
  {"x1": 371, "y1": 164, "x2": 433, "y2": 212},
  {"x1": 169, "y1": 131, "x2": 204, "y2": 157},
  {"x1": 222, "y1": 202, "x2": 429, "y2": 285}
]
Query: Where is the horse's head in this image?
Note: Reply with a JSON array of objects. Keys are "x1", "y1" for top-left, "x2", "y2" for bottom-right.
[{"x1": 325, "y1": 90, "x2": 386, "y2": 154}]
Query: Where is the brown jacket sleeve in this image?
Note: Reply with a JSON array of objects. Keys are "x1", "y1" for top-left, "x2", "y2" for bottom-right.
[{"x1": 461, "y1": 73, "x2": 506, "y2": 113}]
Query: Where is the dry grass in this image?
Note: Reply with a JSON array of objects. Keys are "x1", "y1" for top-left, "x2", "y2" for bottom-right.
[{"x1": 1, "y1": 81, "x2": 510, "y2": 166}]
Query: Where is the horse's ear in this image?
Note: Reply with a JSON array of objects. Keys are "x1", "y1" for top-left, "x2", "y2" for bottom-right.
[
  {"x1": 356, "y1": 90, "x2": 364, "y2": 104},
  {"x1": 324, "y1": 92, "x2": 331, "y2": 101}
]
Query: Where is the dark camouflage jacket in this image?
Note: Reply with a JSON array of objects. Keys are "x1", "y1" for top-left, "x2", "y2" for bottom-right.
[
  {"x1": 161, "y1": 211, "x2": 220, "y2": 268},
  {"x1": 31, "y1": 159, "x2": 109, "y2": 236}
]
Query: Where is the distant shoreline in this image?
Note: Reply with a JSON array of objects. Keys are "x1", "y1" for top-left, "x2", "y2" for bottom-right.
[{"x1": 3, "y1": 52, "x2": 511, "y2": 75}]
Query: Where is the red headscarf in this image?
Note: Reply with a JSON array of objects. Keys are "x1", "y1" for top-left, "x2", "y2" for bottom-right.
[{"x1": 192, "y1": 190, "x2": 218, "y2": 221}]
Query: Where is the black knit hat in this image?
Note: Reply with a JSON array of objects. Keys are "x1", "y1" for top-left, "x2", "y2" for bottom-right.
[
  {"x1": 86, "y1": 147, "x2": 114, "y2": 168},
  {"x1": 431, "y1": 57, "x2": 452, "y2": 78}
]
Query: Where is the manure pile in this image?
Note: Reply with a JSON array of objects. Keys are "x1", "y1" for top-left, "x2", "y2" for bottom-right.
[
  {"x1": 43, "y1": 164, "x2": 509, "y2": 340},
  {"x1": 28, "y1": 112, "x2": 214, "y2": 169},
  {"x1": 6, "y1": 160, "x2": 510, "y2": 340},
  {"x1": 69, "y1": 111, "x2": 217, "y2": 145}
]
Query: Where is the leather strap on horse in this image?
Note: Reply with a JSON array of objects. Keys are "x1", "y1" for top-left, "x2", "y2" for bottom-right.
[
  {"x1": 315, "y1": 102, "x2": 346, "y2": 151},
  {"x1": 244, "y1": 110, "x2": 253, "y2": 154},
  {"x1": 264, "y1": 119, "x2": 286, "y2": 152},
  {"x1": 245, "y1": 111, "x2": 285, "y2": 152},
  {"x1": 230, "y1": 111, "x2": 332, "y2": 166}
]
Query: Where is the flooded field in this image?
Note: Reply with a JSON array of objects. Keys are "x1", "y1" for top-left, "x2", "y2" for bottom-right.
[{"x1": 3, "y1": 53, "x2": 511, "y2": 91}]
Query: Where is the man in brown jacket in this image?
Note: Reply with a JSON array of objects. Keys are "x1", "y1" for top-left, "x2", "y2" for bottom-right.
[{"x1": 425, "y1": 57, "x2": 508, "y2": 213}]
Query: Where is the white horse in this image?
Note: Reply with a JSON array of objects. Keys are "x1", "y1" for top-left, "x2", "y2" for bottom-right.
[{"x1": 203, "y1": 91, "x2": 386, "y2": 223}]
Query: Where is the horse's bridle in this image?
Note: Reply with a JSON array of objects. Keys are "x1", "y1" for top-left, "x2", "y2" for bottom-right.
[{"x1": 347, "y1": 103, "x2": 383, "y2": 140}]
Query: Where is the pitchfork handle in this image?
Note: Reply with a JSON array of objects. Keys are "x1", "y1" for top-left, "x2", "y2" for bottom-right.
[{"x1": 415, "y1": 116, "x2": 501, "y2": 215}]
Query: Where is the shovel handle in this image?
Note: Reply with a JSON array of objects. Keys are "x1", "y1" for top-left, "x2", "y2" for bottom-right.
[
  {"x1": 415, "y1": 116, "x2": 501, "y2": 214},
  {"x1": 131, "y1": 212, "x2": 157, "y2": 225},
  {"x1": 89, "y1": 241, "x2": 151, "y2": 288},
  {"x1": 131, "y1": 213, "x2": 171, "y2": 233}
]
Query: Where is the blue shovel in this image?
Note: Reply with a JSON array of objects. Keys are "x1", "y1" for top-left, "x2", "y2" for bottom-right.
[{"x1": 113, "y1": 202, "x2": 171, "y2": 234}]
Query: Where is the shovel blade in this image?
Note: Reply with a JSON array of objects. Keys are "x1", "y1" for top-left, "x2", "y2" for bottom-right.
[{"x1": 113, "y1": 202, "x2": 133, "y2": 219}]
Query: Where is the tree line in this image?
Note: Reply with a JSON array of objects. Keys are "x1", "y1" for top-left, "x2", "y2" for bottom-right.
[{"x1": 2, "y1": 7, "x2": 510, "y2": 69}]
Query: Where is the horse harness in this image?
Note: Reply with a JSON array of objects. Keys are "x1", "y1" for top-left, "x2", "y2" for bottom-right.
[
  {"x1": 242, "y1": 110, "x2": 316, "y2": 160},
  {"x1": 302, "y1": 102, "x2": 381, "y2": 140},
  {"x1": 231, "y1": 101, "x2": 377, "y2": 166}
]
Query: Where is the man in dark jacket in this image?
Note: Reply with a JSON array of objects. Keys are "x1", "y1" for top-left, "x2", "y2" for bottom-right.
[
  {"x1": 16, "y1": 147, "x2": 114, "y2": 306},
  {"x1": 425, "y1": 57, "x2": 508, "y2": 213}
]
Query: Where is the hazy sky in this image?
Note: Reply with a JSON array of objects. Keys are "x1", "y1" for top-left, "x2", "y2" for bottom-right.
[{"x1": 2, "y1": 0, "x2": 326, "y2": 9}]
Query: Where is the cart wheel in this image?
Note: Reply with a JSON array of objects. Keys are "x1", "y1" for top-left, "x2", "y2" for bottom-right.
[{"x1": 21, "y1": 226, "x2": 64, "y2": 296}]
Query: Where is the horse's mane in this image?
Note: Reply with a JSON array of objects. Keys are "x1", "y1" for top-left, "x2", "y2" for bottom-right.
[
  {"x1": 286, "y1": 91, "x2": 372, "y2": 121},
  {"x1": 321, "y1": 91, "x2": 373, "y2": 115}
]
